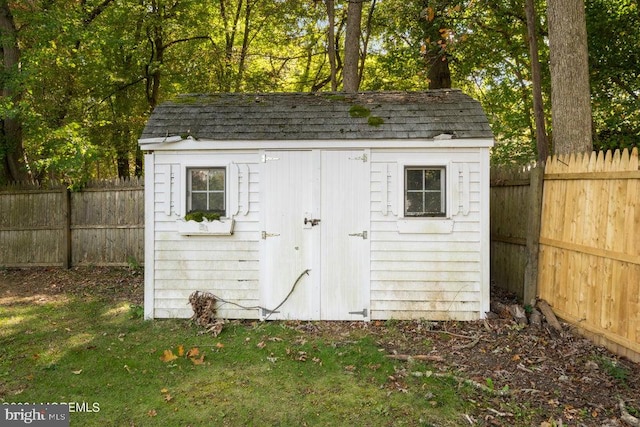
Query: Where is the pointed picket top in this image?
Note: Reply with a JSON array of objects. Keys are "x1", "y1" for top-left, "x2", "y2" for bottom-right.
[
  {"x1": 630, "y1": 147, "x2": 639, "y2": 170},
  {"x1": 543, "y1": 147, "x2": 640, "y2": 175},
  {"x1": 619, "y1": 148, "x2": 630, "y2": 171}
]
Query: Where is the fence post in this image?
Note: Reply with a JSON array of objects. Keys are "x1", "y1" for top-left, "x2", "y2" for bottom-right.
[
  {"x1": 61, "y1": 187, "x2": 72, "y2": 269},
  {"x1": 523, "y1": 165, "x2": 544, "y2": 306}
]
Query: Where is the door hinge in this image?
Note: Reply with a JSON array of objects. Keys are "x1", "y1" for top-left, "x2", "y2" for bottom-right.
[
  {"x1": 261, "y1": 154, "x2": 280, "y2": 163},
  {"x1": 349, "y1": 153, "x2": 368, "y2": 162},
  {"x1": 349, "y1": 308, "x2": 368, "y2": 317},
  {"x1": 261, "y1": 231, "x2": 280, "y2": 239},
  {"x1": 261, "y1": 307, "x2": 280, "y2": 317},
  {"x1": 348, "y1": 230, "x2": 368, "y2": 239}
]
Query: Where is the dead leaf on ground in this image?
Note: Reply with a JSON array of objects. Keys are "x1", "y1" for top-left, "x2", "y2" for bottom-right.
[
  {"x1": 190, "y1": 353, "x2": 205, "y2": 365},
  {"x1": 160, "y1": 349, "x2": 178, "y2": 362}
]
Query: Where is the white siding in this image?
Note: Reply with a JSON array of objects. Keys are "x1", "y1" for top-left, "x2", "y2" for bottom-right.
[
  {"x1": 145, "y1": 146, "x2": 490, "y2": 321},
  {"x1": 150, "y1": 152, "x2": 261, "y2": 319},
  {"x1": 369, "y1": 148, "x2": 486, "y2": 320}
]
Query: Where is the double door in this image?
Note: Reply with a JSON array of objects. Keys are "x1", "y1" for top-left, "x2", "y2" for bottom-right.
[{"x1": 260, "y1": 150, "x2": 370, "y2": 320}]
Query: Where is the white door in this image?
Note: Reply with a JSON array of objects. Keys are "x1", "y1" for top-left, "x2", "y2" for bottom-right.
[
  {"x1": 260, "y1": 150, "x2": 369, "y2": 320},
  {"x1": 321, "y1": 150, "x2": 370, "y2": 320},
  {"x1": 260, "y1": 151, "x2": 320, "y2": 320}
]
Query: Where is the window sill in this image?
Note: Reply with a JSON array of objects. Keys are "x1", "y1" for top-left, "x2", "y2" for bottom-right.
[
  {"x1": 397, "y1": 218, "x2": 453, "y2": 234},
  {"x1": 177, "y1": 218, "x2": 235, "y2": 236}
]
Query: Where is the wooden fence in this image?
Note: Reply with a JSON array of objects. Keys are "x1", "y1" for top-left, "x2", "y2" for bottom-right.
[
  {"x1": 0, "y1": 179, "x2": 144, "y2": 268},
  {"x1": 538, "y1": 148, "x2": 639, "y2": 362},
  {"x1": 490, "y1": 163, "x2": 543, "y2": 304},
  {"x1": 491, "y1": 147, "x2": 640, "y2": 362}
]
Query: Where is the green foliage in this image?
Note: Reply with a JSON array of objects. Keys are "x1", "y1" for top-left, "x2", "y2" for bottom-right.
[
  {"x1": 3, "y1": 0, "x2": 639, "y2": 177},
  {"x1": 184, "y1": 211, "x2": 221, "y2": 222}
]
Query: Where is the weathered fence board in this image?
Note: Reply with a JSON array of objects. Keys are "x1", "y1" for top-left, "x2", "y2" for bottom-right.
[
  {"x1": 490, "y1": 163, "x2": 543, "y2": 303},
  {"x1": 0, "y1": 179, "x2": 144, "y2": 267},
  {"x1": 538, "y1": 147, "x2": 640, "y2": 362}
]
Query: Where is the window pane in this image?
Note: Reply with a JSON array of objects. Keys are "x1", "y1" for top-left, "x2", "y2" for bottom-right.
[
  {"x1": 209, "y1": 169, "x2": 225, "y2": 191},
  {"x1": 425, "y1": 193, "x2": 442, "y2": 213},
  {"x1": 191, "y1": 193, "x2": 207, "y2": 211},
  {"x1": 209, "y1": 193, "x2": 224, "y2": 211},
  {"x1": 191, "y1": 170, "x2": 207, "y2": 191},
  {"x1": 405, "y1": 192, "x2": 423, "y2": 214},
  {"x1": 406, "y1": 169, "x2": 423, "y2": 190},
  {"x1": 424, "y1": 170, "x2": 441, "y2": 191}
]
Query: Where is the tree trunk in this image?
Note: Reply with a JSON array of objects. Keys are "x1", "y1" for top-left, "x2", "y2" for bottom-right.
[
  {"x1": 525, "y1": 0, "x2": 549, "y2": 162},
  {"x1": 427, "y1": 55, "x2": 451, "y2": 89},
  {"x1": 325, "y1": 0, "x2": 337, "y2": 91},
  {"x1": 343, "y1": 0, "x2": 363, "y2": 92},
  {"x1": 0, "y1": 1, "x2": 28, "y2": 183},
  {"x1": 546, "y1": 0, "x2": 593, "y2": 155}
]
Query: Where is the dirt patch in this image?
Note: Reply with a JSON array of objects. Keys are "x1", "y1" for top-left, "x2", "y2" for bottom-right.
[
  {"x1": 0, "y1": 268, "x2": 638, "y2": 425},
  {"x1": 0, "y1": 267, "x2": 143, "y2": 305}
]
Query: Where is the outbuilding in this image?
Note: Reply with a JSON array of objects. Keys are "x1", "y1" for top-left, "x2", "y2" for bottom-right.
[{"x1": 138, "y1": 90, "x2": 494, "y2": 321}]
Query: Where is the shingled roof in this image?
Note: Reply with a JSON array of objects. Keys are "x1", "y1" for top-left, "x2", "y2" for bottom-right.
[{"x1": 140, "y1": 90, "x2": 493, "y2": 141}]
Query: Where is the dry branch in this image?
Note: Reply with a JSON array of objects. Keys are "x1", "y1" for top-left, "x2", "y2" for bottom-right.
[
  {"x1": 537, "y1": 299, "x2": 563, "y2": 332},
  {"x1": 386, "y1": 354, "x2": 443, "y2": 362},
  {"x1": 620, "y1": 399, "x2": 640, "y2": 427},
  {"x1": 189, "y1": 291, "x2": 224, "y2": 337}
]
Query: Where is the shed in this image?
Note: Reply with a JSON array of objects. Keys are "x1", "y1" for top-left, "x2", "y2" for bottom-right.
[{"x1": 138, "y1": 90, "x2": 494, "y2": 321}]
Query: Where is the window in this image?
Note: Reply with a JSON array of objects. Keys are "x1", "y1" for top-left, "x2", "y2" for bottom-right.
[
  {"x1": 187, "y1": 168, "x2": 226, "y2": 215},
  {"x1": 404, "y1": 167, "x2": 446, "y2": 217}
]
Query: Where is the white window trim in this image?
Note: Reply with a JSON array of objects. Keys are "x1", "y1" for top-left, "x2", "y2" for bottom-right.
[
  {"x1": 180, "y1": 163, "x2": 231, "y2": 219},
  {"x1": 397, "y1": 160, "x2": 453, "y2": 220}
]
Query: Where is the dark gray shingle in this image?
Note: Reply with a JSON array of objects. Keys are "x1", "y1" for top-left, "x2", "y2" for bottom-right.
[{"x1": 140, "y1": 90, "x2": 493, "y2": 141}]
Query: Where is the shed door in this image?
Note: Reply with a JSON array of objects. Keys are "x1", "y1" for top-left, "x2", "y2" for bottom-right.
[
  {"x1": 320, "y1": 150, "x2": 370, "y2": 320},
  {"x1": 260, "y1": 150, "x2": 370, "y2": 320}
]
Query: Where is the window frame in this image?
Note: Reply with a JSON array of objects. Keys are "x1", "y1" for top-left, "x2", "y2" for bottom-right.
[
  {"x1": 404, "y1": 166, "x2": 447, "y2": 217},
  {"x1": 397, "y1": 160, "x2": 451, "y2": 220},
  {"x1": 186, "y1": 167, "x2": 227, "y2": 216}
]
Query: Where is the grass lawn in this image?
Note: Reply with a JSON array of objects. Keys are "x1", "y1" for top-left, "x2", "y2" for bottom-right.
[{"x1": 1, "y1": 288, "x2": 475, "y2": 426}]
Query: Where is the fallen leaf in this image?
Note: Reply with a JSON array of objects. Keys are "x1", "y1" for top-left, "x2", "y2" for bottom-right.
[
  {"x1": 190, "y1": 353, "x2": 205, "y2": 365},
  {"x1": 257, "y1": 341, "x2": 266, "y2": 349},
  {"x1": 163, "y1": 394, "x2": 173, "y2": 402},
  {"x1": 160, "y1": 388, "x2": 169, "y2": 394},
  {"x1": 72, "y1": 369, "x2": 83, "y2": 375},
  {"x1": 215, "y1": 342, "x2": 225, "y2": 349},
  {"x1": 147, "y1": 409, "x2": 157, "y2": 417},
  {"x1": 160, "y1": 349, "x2": 178, "y2": 362},
  {"x1": 177, "y1": 345, "x2": 185, "y2": 357},
  {"x1": 186, "y1": 347, "x2": 200, "y2": 358}
]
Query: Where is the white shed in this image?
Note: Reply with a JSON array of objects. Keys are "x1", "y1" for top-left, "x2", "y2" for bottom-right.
[{"x1": 138, "y1": 90, "x2": 494, "y2": 321}]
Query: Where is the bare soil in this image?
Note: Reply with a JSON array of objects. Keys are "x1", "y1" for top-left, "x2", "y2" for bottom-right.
[{"x1": 1, "y1": 267, "x2": 638, "y2": 426}]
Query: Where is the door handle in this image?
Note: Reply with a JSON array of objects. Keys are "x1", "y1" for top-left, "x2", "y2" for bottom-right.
[{"x1": 304, "y1": 217, "x2": 321, "y2": 226}]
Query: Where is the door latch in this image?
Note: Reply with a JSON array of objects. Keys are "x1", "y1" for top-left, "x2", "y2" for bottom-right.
[
  {"x1": 304, "y1": 217, "x2": 321, "y2": 226},
  {"x1": 348, "y1": 231, "x2": 368, "y2": 239}
]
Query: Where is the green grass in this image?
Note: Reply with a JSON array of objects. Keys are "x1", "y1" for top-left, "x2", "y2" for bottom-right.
[{"x1": 1, "y1": 294, "x2": 475, "y2": 426}]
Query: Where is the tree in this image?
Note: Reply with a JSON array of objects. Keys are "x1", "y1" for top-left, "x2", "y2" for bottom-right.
[
  {"x1": 546, "y1": 0, "x2": 593, "y2": 155},
  {"x1": 0, "y1": 1, "x2": 28, "y2": 183},
  {"x1": 343, "y1": 0, "x2": 363, "y2": 92},
  {"x1": 525, "y1": 0, "x2": 549, "y2": 162}
]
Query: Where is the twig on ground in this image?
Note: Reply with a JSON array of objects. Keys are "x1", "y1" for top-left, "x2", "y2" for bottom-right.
[
  {"x1": 386, "y1": 354, "x2": 443, "y2": 362},
  {"x1": 619, "y1": 399, "x2": 640, "y2": 427}
]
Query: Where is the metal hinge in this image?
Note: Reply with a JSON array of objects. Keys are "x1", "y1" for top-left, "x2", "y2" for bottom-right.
[
  {"x1": 261, "y1": 308, "x2": 280, "y2": 317},
  {"x1": 349, "y1": 308, "x2": 368, "y2": 317},
  {"x1": 261, "y1": 231, "x2": 280, "y2": 239},
  {"x1": 348, "y1": 230, "x2": 368, "y2": 239},
  {"x1": 349, "y1": 153, "x2": 368, "y2": 162},
  {"x1": 261, "y1": 155, "x2": 280, "y2": 163}
]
